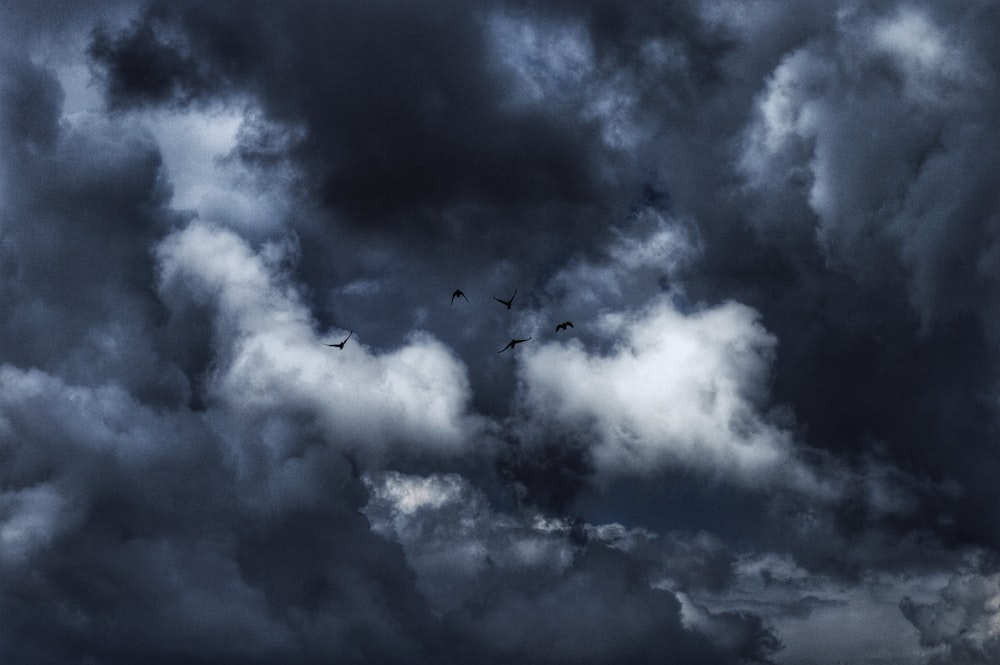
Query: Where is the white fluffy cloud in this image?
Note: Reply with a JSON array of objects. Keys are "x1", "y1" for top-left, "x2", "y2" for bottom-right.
[
  {"x1": 516, "y1": 295, "x2": 831, "y2": 495},
  {"x1": 155, "y1": 221, "x2": 483, "y2": 461}
]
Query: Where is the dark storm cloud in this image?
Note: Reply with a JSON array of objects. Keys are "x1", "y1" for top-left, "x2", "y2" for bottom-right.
[
  {"x1": 3, "y1": 0, "x2": 1000, "y2": 662},
  {"x1": 901, "y1": 569, "x2": 1000, "y2": 665},
  {"x1": 88, "y1": 17, "x2": 214, "y2": 108},
  {"x1": 88, "y1": 0, "x2": 610, "y2": 225},
  {"x1": 81, "y1": 0, "x2": 750, "y2": 335},
  {"x1": 0, "y1": 373, "x2": 444, "y2": 663},
  {"x1": 0, "y1": 49, "x2": 188, "y2": 406},
  {"x1": 363, "y1": 471, "x2": 782, "y2": 664},
  {"x1": 714, "y1": 0, "x2": 1000, "y2": 556},
  {"x1": 442, "y1": 545, "x2": 777, "y2": 665},
  {"x1": 84, "y1": 0, "x2": 671, "y2": 400},
  {"x1": 0, "y1": 28, "x2": 440, "y2": 663},
  {"x1": 495, "y1": 431, "x2": 595, "y2": 515},
  {"x1": 0, "y1": 45, "x2": 769, "y2": 660}
]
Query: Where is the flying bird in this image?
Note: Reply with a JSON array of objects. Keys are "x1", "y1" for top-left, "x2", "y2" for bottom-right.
[
  {"x1": 555, "y1": 321, "x2": 574, "y2": 331},
  {"x1": 325, "y1": 330, "x2": 353, "y2": 349},
  {"x1": 498, "y1": 337, "x2": 531, "y2": 353},
  {"x1": 451, "y1": 289, "x2": 468, "y2": 305},
  {"x1": 494, "y1": 289, "x2": 517, "y2": 309}
]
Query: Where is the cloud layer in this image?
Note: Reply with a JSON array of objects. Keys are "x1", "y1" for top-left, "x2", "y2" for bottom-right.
[{"x1": 1, "y1": 0, "x2": 999, "y2": 662}]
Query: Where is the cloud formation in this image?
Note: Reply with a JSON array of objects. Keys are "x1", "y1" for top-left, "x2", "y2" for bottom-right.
[
  {"x1": 364, "y1": 470, "x2": 782, "y2": 663},
  {"x1": 156, "y1": 221, "x2": 480, "y2": 459},
  {"x1": 517, "y1": 296, "x2": 820, "y2": 491},
  {"x1": 0, "y1": 0, "x2": 999, "y2": 662},
  {"x1": 902, "y1": 569, "x2": 1000, "y2": 664}
]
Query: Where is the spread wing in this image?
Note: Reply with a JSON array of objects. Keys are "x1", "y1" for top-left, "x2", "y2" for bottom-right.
[{"x1": 326, "y1": 330, "x2": 353, "y2": 347}]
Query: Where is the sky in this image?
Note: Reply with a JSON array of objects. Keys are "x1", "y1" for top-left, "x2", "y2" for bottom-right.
[{"x1": 1, "y1": 0, "x2": 999, "y2": 662}]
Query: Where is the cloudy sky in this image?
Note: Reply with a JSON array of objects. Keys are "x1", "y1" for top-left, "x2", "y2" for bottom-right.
[{"x1": 1, "y1": 0, "x2": 999, "y2": 662}]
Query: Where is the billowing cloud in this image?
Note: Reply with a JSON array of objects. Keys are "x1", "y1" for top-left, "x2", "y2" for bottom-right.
[
  {"x1": 363, "y1": 470, "x2": 782, "y2": 664},
  {"x1": 739, "y1": 1, "x2": 1000, "y2": 328},
  {"x1": 693, "y1": 550, "x2": 943, "y2": 665},
  {"x1": 156, "y1": 220, "x2": 482, "y2": 460},
  {"x1": 902, "y1": 569, "x2": 1000, "y2": 664},
  {"x1": 497, "y1": 210, "x2": 831, "y2": 497},
  {"x1": 517, "y1": 296, "x2": 826, "y2": 493},
  {"x1": 1, "y1": 0, "x2": 999, "y2": 662}
]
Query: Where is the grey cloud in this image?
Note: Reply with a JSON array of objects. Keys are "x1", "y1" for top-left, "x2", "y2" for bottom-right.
[
  {"x1": 0, "y1": 51, "x2": 191, "y2": 410},
  {"x1": 88, "y1": 17, "x2": 214, "y2": 109},
  {"x1": 443, "y1": 546, "x2": 776, "y2": 665},
  {"x1": 0, "y1": 39, "x2": 446, "y2": 664},
  {"x1": 671, "y1": 0, "x2": 1000, "y2": 555},
  {"x1": 695, "y1": 550, "x2": 967, "y2": 664},
  {"x1": 0, "y1": 363, "x2": 448, "y2": 663},
  {"x1": 738, "y1": 2, "x2": 1000, "y2": 330},
  {"x1": 0, "y1": 51, "x2": 62, "y2": 149},
  {"x1": 901, "y1": 570, "x2": 1000, "y2": 665},
  {"x1": 363, "y1": 471, "x2": 782, "y2": 664},
  {"x1": 88, "y1": 1, "x2": 615, "y2": 226},
  {"x1": 657, "y1": 530, "x2": 736, "y2": 593},
  {"x1": 2, "y1": 0, "x2": 1000, "y2": 662}
]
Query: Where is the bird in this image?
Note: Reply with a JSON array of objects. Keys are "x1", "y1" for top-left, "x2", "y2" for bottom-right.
[
  {"x1": 498, "y1": 337, "x2": 531, "y2": 353},
  {"x1": 555, "y1": 321, "x2": 574, "y2": 332},
  {"x1": 325, "y1": 330, "x2": 353, "y2": 349},
  {"x1": 494, "y1": 289, "x2": 517, "y2": 309},
  {"x1": 451, "y1": 289, "x2": 468, "y2": 305}
]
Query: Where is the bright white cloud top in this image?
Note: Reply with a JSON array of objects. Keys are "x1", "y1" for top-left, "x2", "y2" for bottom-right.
[{"x1": 518, "y1": 297, "x2": 828, "y2": 495}]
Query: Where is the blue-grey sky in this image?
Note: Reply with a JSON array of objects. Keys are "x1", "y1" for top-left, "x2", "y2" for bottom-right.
[{"x1": 2, "y1": 1, "x2": 1000, "y2": 663}]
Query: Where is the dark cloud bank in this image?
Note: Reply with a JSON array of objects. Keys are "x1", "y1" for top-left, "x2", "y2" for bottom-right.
[{"x1": 2, "y1": 0, "x2": 1000, "y2": 662}]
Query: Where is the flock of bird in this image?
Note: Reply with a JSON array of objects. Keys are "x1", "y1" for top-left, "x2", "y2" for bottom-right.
[{"x1": 325, "y1": 288, "x2": 573, "y2": 352}]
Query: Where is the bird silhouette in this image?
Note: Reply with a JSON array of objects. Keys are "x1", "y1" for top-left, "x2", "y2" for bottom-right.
[
  {"x1": 555, "y1": 321, "x2": 574, "y2": 331},
  {"x1": 494, "y1": 289, "x2": 517, "y2": 309},
  {"x1": 325, "y1": 330, "x2": 353, "y2": 349},
  {"x1": 451, "y1": 289, "x2": 468, "y2": 305},
  {"x1": 498, "y1": 337, "x2": 531, "y2": 353}
]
